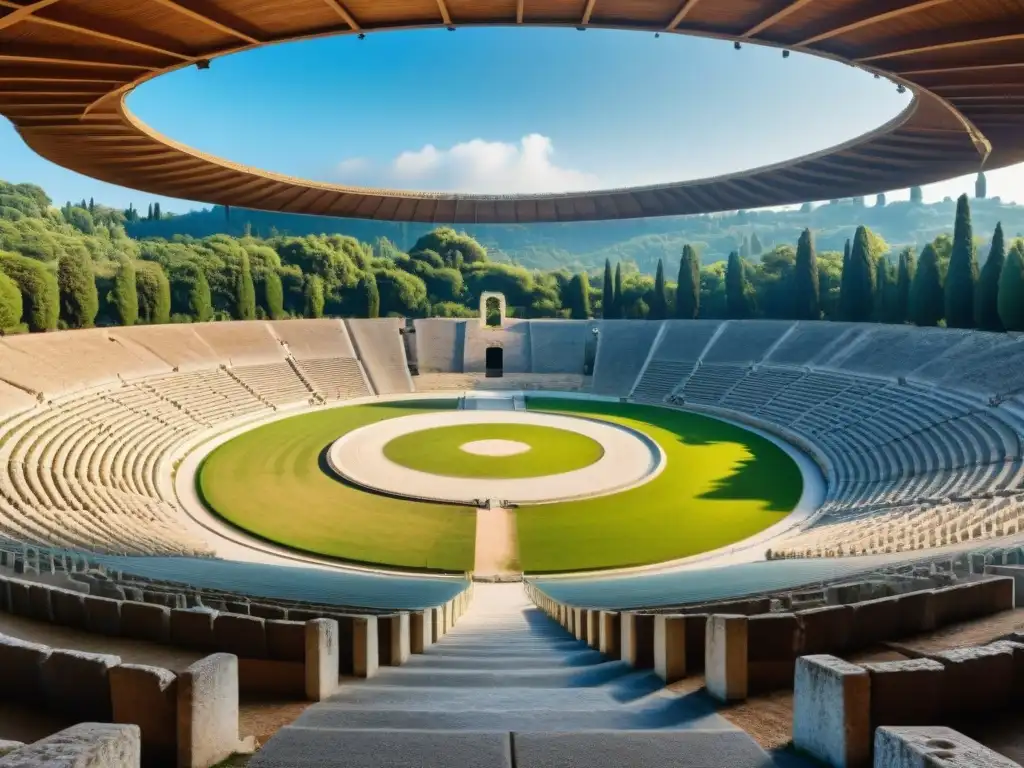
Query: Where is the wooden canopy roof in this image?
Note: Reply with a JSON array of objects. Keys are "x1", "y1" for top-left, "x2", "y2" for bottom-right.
[{"x1": 2, "y1": 0, "x2": 1023, "y2": 223}]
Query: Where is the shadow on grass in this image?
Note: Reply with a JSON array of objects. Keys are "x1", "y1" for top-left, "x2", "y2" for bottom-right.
[{"x1": 368, "y1": 399, "x2": 458, "y2": 410}]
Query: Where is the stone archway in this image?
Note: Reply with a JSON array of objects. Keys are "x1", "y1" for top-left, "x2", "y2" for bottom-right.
[{"x1": 479, "y1": 292, "x2": 507, "y2": 328}]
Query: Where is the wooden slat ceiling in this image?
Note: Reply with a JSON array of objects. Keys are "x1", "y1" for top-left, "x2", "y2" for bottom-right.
[{"x1": 3, "y1": 0, "x2": 1023, "y2": 223}]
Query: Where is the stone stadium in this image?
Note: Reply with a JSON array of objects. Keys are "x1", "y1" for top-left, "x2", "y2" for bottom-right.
[{"x1": 1, "y1": 305, "x2": 1024, "y2": 767}]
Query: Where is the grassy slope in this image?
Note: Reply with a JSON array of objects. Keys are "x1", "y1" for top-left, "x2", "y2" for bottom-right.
[
  {"x1": 198, "y1": 401, "x2": 475, "y2": 572},
  {"x1": 383, "y1": 423, "x2": 604, "y2": 478},
  {"x1": 516, "y1": 399, "x2": 803, "y2": 573}
]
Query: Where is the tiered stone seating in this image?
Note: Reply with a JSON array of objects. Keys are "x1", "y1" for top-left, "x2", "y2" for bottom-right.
[
  {"x1": 193, "y1": 320, "x2": 286, "y2": 366},
  {"x1": 917, "y1": 335, "x2": 1024, "y2": 398},
  {"x1": 700, "y1": 320, "x2": 793, "y2": 364},
  {"x1": 720, "y1": 367, "x2": 804, "y2": 412},
  {"x1": 346, "y1": 318, "x2": 413, "y2": 394},
  {"x1": 413, "y1": 318, "x2": 466, "y2": 373},
  {"x1": 824, "y1": 326, "x2": 973, "y2": 379},
  {"x1": 414, "y1": 373, "x2": 588, "y2": 392},
  {"x1": 231, "y1": 361, "x2": 316, "y2": 407},
  {"x1": 591, "y1": 320, "x2": 661, "y2": 397},
  {"x1": 270, "y1": 317, "x2": 357, "y2": 359},
  {"x1": 297, "y1": 357, "x2": 372, "y2": 400},
  {"x1": 139, "y1": 368, "x2": 268, "y2": 426},
  {"x1": 108, "y1": 323, "x2": 224, "y2": 371},
  {"x1": 629, "y1": 320, "x2": 721, "y2": 401},
  {"x1": 763, "y1": 321, "x2": 853, "y2": 366},
  {"x1": 676, "y1": 365, "x2": 747, "y2": 404},
  {"x1": 630, "y1": 360, "x2": 695, "y2": 402},
  {"x1": 0, "y1": 380, "x2": 36, "y2": 421},
  {"x1": 528, "y1": 320, "x2": 588, "y2": 374}
]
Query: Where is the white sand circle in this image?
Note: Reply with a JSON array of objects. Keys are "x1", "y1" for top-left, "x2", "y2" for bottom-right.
[{"x1": 460, "y1": 440, "x2": 532, "y2": 457}]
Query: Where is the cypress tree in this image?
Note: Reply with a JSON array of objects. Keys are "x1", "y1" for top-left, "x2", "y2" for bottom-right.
[
  {"x1": 976, "y1": 172, "x2": 987, "y2": 199},
  {"x1": 740, "y1": 236, "x2": 751, "y2": 259},
  {"x1": 136, "y1": 261, "x2": 170, "y2": 324},
  {"x1": 255, "y1": 269, "x2": 284, "y2": 320},
  {"x1": 613, "y1": 262, "x2": 624, "y2": 319},
  {"x1": 726, "y1": 251, "x2": 752, "y2": 319},
  {"x1": 876, "y1": 193, "x2": 886, "y2": 208},
  {"x1": 110, "y1": 256, "x2": 137, "y2": 327},
  {"x1": 945, "y1": 193, "x2": 977, "y2": 328},
  {"x1": 910, "y1": 243, "x2": 944, "y2": 327},
  {"x1": 565, "y1": 273, "x2": 590, "y2": 319},
  {"x1": 998, "y1": 243, "x2": 1024, "y2": 332},
  {"x1": 361, "y1": 272, "x2": 380, "y2": 319},
  {"x1": 169, "y1": 262, "x2": 212, "y2": 322},
  {"x1": 844, "y1": 227, "x2": 875, "y2": 322},
  {"x1": 976, "y1": 223, "x2": 1006, "y2": 331},
  {"x1": 601, "y1": 259, "x2": 614, "y2": 319},
  {"x1": 676, "y1": 245, "x2": 700, "y2": 319},
  {"x1": 838, "y1": 239, "x2": 852, "y2": 319},
  {"x1": 57, "y1": 250, "x2": 98, "y2": 329},
  {"x1": 0, "y1": 270, "x2": 22, "y2": 331},
  {"x1": 910, "y1": 186, "x2": 923, "y2": 204},
  {"x1": 895, "y1": 247, "x2": 915, "y2": 324},
  {"x1": 153, "y1": 202, "x2": 161, "y2": 220},
  {"x1": 649, "y1": 259, "x2": 667, "y2": 320},
  {"x1": 0, "y1": 252, "x2": 58, "y2": 332},
  {"x1": 875, "y1": 257, "x2": 894, "y2": 323},
  {"x1": 304, "y1": 275, "x2": 324, "y2": 318},
  {"x1": 235, "y1": 252, "x2": 256, "y2": 320},
  {"x1": 793, "y1": 228, "x2": 819, "y2": 320},
  {"x1": 146, "y1": 203, "x2": 153, "y2": 221},
  {"x1": 750, "y1": 232, "x2": 764, "y2": 256}
]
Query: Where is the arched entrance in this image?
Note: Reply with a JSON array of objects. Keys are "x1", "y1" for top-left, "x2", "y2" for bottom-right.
[
  {"x1": 479, "y1": 291, "x2": 507, "y2": 328},
  {"x1": 485, "y1": 346, "x2": 504, "y2": 378}
]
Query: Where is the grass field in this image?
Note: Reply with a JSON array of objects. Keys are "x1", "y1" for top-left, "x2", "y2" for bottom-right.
[
  {"x1": 516, "y1": 398, "x2": 803, "y2": 573},
  {"x1": 382, "y1": 423, "x2": 604, "y2": 478},
  {"x1": 198, "y1": 401, "x2": 476, "y2": 572}
]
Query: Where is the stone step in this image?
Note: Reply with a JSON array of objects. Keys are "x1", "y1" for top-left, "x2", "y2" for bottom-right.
[
  {"x1": 403, "y1": 650, "x2": 605, "y2": 670},
  {"x1": 356, "y1": 661, "x2": 634, "y2": 689}
]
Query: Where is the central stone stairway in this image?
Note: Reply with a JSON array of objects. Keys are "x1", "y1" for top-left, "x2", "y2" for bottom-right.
[{"x1": 251, "y1": 584, "x2": 798, "y2": 767}]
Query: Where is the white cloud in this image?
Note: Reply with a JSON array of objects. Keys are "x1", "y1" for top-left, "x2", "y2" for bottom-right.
[{"x1": 335, "y1": 134, "x2": 599, "y2": 194}]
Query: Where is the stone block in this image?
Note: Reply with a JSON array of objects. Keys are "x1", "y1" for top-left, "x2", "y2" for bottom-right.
[
  {"x1": 266, "y1": 620, "x2": 305, "y2": 662},
  {"x1": 683, "y1": 614, "x2": 708, "y2": 672},
  {"x1": 51, "y1": 589, "x2": 88, "y2": 630},
  {"x1": 0, "y1": 741, "x2": 22, "y2": 758},
  {"x1": 83, "y1": 595, "x2": 122, "y2": 636},
  {"x1": 874, "y1": 726, "x2": 1022, "y2": 768},
  {"x1": 895, "y1": 590, "x2": 936, "y2": 636},
  {"x1": 213, "y1": 614, "x2": 268, "y2": 659},
  {"x1": 705, "y1": 615, "x2": 748, "y2": 702},
  {"x1": 177, "y1": 653, "x2": 252, "y2": 768},
  {"x1": 747, "y1": 613, "x2": 803, "y2": 692},
  {"x1": 573, "y1": 609, "x2": 588, "y2": 643},
  {"x1": 110, "y1": 663, "x2": 178, "y2": 766},
  {"x1": 353, "y1": 615, "x2": 378, "y2": 679},
  {"x1": 799, "y1": 605, "x2": 853, "y2": 655},
  {"x1": 586, "y1": 611, "x2": 600, "y2": 650},
  {"x1": 7, "y1": 580, "x2": 31, "y2": 618},
  {"x1": 410, "y1": 610, "x2": 432, "y2": 654},
  {"x1": 41, "y1": 648, "x2": 121, "y2": 721},
  {"x1": 932, "y1": 644, "x2": 1014, "y2": 716},
  {"x1": 987, "y1": 640, "x2": 1024, "y2": 698},
  {"x1": 170, "y1": 609, "x2": 217, "y2": 650},
  {"x1": 226, "y1": 601, "x2": 250, "y2": 616},
  {"x1": 378, "y1": 614, "x2": 410, "y2": 667},
  {"x1": 862, "y1": 658, "x2": 944, "y2": 728},
  {"x1": 27, "y1": 584, "x2": 54, "y2": 622},
  {"x1": 653, "y1": 614, "x2": 687, "y2": 684},
  {"x1": 933, "y1": 582, "x2": 988, "y2": 626},
  {"x1": 0, "y1": 578, "x2": 10, "y2": 613},
  {"x1": 849, "y1": 595, "x2": 902, "y2": 649},
  {"x1": 248, "y1": 603, "x2": 287, "y2": 621},
  {"x1": 0, "y1": 634, "x2": 50, "y2": 705},
  {"x1": 598, "y1": 611, "x2": 620, "y2": 658},
  {"x1": 985, "y1": 566, "x2": 1024, "y2": 607},
  {"x1": 431, "y1": 607, "x2": 444, "y2": 641},
  {"x1": 120, "y1": 602, "x2": 171, "y2": 644},
  {"x1": 793, "y1": 655, "x2": 870, "y2": 768},
  {"x1": 620, "y1": 613, "x2": 655, "y2": 669},
  {"x1": 305, "y1": 619, "x2": 339, "y2": 702},
  {"x1": 0, "y1": 723, "x2": 140, "y2": 768}
]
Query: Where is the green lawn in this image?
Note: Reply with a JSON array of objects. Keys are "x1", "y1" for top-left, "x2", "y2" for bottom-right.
[
  {"x1": 383, "y1": 423, "x2": 604, "y2": 478},
  {"x1": 516, "y1": 398, "x2": 803, "y2": 573},
  {"x1": 197, "y1": 401, "x2": 475, "y2": 572}
]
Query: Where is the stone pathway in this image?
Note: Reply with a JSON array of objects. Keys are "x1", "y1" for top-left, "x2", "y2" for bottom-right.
[
  {"x1": 251, "y1": 583, "x2": 799, "y2": 768},
  {"x1": 473, "y1": 509, "x2": 520, "y2": 579}
]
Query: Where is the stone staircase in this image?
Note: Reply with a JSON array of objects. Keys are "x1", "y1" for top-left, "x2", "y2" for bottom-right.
[{"x1": 251, "y1": 584, "x2": 797, "y2": 768}]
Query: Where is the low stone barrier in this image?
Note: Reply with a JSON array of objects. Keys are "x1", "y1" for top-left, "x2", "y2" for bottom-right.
[
  {"x1": 793, "y1": 655, "x2": 871, "y2": 768},
  {"x1": 177, "y1": 654, "x2": 255, "y2": 768},
  {"x1": 706, "y1": 615, "x2": 748, "y2": 702},
  {"x1": 0, "y1": 723, "x2": 141, "y2": 768},
  {"x1": 874, "y1": 726, "x2": 1022, "y2": 768},
  {"x1": 620, "y1": 613, "x2": 654, "y2": 670},
  {"x1": 378, "y1": 613, "x2": 410, "y2": 667}
]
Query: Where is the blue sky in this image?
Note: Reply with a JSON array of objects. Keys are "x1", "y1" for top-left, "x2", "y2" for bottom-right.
[{"x1": 2, "y1": 27, "x2": 1022, "y2": 213}]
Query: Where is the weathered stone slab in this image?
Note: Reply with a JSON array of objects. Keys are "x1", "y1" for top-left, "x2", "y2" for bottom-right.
[
  {"x1": 249, "y1": 603, "x2": 287, "y2": 621},
  {"x1": 932, "y1": 644, "x2": 1014, "y2": 716},
  {"x1": 747, "y1": 613, "x2": 803, "y2": 692},
  {"x1": 705, "y1": 615, "x2": 748, "y2": 702},
  {"x1": 895, "y1": 590, "x2": 936, "y2": 636},
  {"x1": 620, "y1": 613, "x2": 654, "y2": 670},
  {"x1": 305, "y1": 619, "x2": 339, "y2": 702},
  {"x1": 0, "y1": 741, "x2": 22, "y2": 758},
  {"x1": 874, "y1": 726, "x2": 1022, "y2": 768},
  {"x1": 51, "y1": 589, "x2": 88, "y2": 630},
  {"x1": 431, "y1": 607, "x2": 444, "y2": 642},
  {"x1": 586, "y1": 610, "x2": 601, "y2": 650},
  {"x1": 27, "y1": 584, "x2": 54, "y2": 623},
  {"x1": 573, "y1": 609, "x2": 588, "y2": 643},
  {"x1": 986, "y1": 640, "x2": 1024, "y2": 697},
  {"x1": 266, "y1": 620, "x2": 305, "y2": 662},
  {"x1": 7, "y1": 580, "x2": 31, "y2": 618},
  {"x1": 110, "y1": 663, "x2": 177, "y2": 766},
  {"x1": 170, "y1": 608, "x2": 217, "y2": 650},
  {"x1": 226, "y1": 601, "x2": 250, "y2": 616},
  {"x1": 598, "y1": 611, "x2": 620, "y2": 658},
  {"x1": 41, "y1": 648, "x2": 121, "y2": 721},
  {"x1": 793, "y1": 655, "x2": 870, "y2": 768},
  {"x1": 378, "y1": 614, "x2": 410, "y2": 667},
  {"x1": 0, "y1": 723, "x2": 140, "y2": 768},
  {"x1": 0, "y1": 634, "x2": 50, "y2": 705},
  {"x1": 862, "y1": 658, "x2": 944, "y2": 728},
  {"x1": 177, "y1": 653, "x2": 253, "y2": 768},
  {"x1": 653, "y1": 614, "x2": 687, "y2": 684},
  {"x1": 799, "y1": 605, "x2": 853, "y2": 655},
  {"x1": 849, "y1": 595, "x2": 902, "y2": 649},
  {"x1": 120, "y1": 602, "x2": 171, "y2": 644},
  {"x1": 83, "y1": 595, "x2": 122, "y2": 637},
  {"x1": 410, "y1": 610, "x2": 432, "y2": 654},
  {"x1": 214, "y1": 614, "x2": 268, "y2": 659}
]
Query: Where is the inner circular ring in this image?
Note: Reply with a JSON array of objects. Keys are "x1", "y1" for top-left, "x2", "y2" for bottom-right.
[{"x1": 327, "y1": 410, "x2": 665, "y2": 505}]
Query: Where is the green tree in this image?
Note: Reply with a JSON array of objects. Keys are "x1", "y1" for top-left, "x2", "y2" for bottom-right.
[
  {"x1": 565, "y1": 272, "x2": 591, "y2": 319},
  {"x1": 750, "y1": 232, "x2": 764, "y2": 256},
  {"x1": 945, "y1": 193, "x2": 977, "y2": 328},
  {"x1": 876, "y1": 193, "x2": 886, "y2": 207},
  {"x1": 998, "y1": 243, "x2": 1024, "y2": 332},
  {"x1": 976, "y1": 172, "x2": 987, "y2": 199},
  {"x1": 911, "y1": 243, "x2": 944, "y2": 327},
  {"x1": 360, "y1": 272, "x2": 380, "y2": 318},
  {"x1": 976, "y1": 223, "x2": 1006, "y2": 331},
  {"x1": 57, "y1": 250, "x2": 98, "y2": 329},
  {"x1": 0, "y1": 251, "x2": 58, "y2": 331},
  {"x1": 649, "y1": 259, "x2": 667, "y2": 320},
  {"x1": 169, "y1": 261, "x2": 213, "y2": 322},
  {"x1": 109, "y1": 257, "x2": 138, "y2": 327},
  {"x1": 838, "y1": 239, "x2": 852, "y2": 319},
  {"x1": 254, "y1": 268, "x2": 284, "y2": 320},
  {"x1": 843, "y1": 226, "x2": 875, "y2": 322},
  {"x1": 0, "y1": 269, "x2": 22, "y2": 331},
  {"x1": 613, "y1": 262, "x2": 624, "y2": 319},
  {"x1": 304, "y1": 275, "x2": 325, "y2": 318},
  {"x1": 234, "y1": 251, "x2": 256, "y2": 320},
  {"x1": 725, "y1": 251, "x2": 754, "y2": 319},
  {"x1": 895, "y1": 247, "x2": 915, "y2": 324},
  {"x1": 875, "y1": 257, "x2": 896, "y2": 323},
  {"x1": 601, "y1": 259, "x2": 614, "y2": 319},
  {"x1": 135, "y1": 261, "x2": 170, "y2": 324},
  {"x1": 910, "y1": 186, "x2": 924, "y2": 204},
  {"x1": 676, "y1": 245, "x2": 700, "y2": 319},
  {"x1": 793, "y1": 228, "x2": 819, "y2": 320}
]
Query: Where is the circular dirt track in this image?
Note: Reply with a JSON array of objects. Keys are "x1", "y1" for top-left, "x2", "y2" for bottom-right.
[{"x1": 327, "y1": 410, "x2": 664, "y2": 505}]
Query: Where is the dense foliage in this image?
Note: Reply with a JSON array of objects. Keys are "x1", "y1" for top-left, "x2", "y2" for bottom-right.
[{"x1": 0, "y1": 178, "x2": 1021, "y2": 337}]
